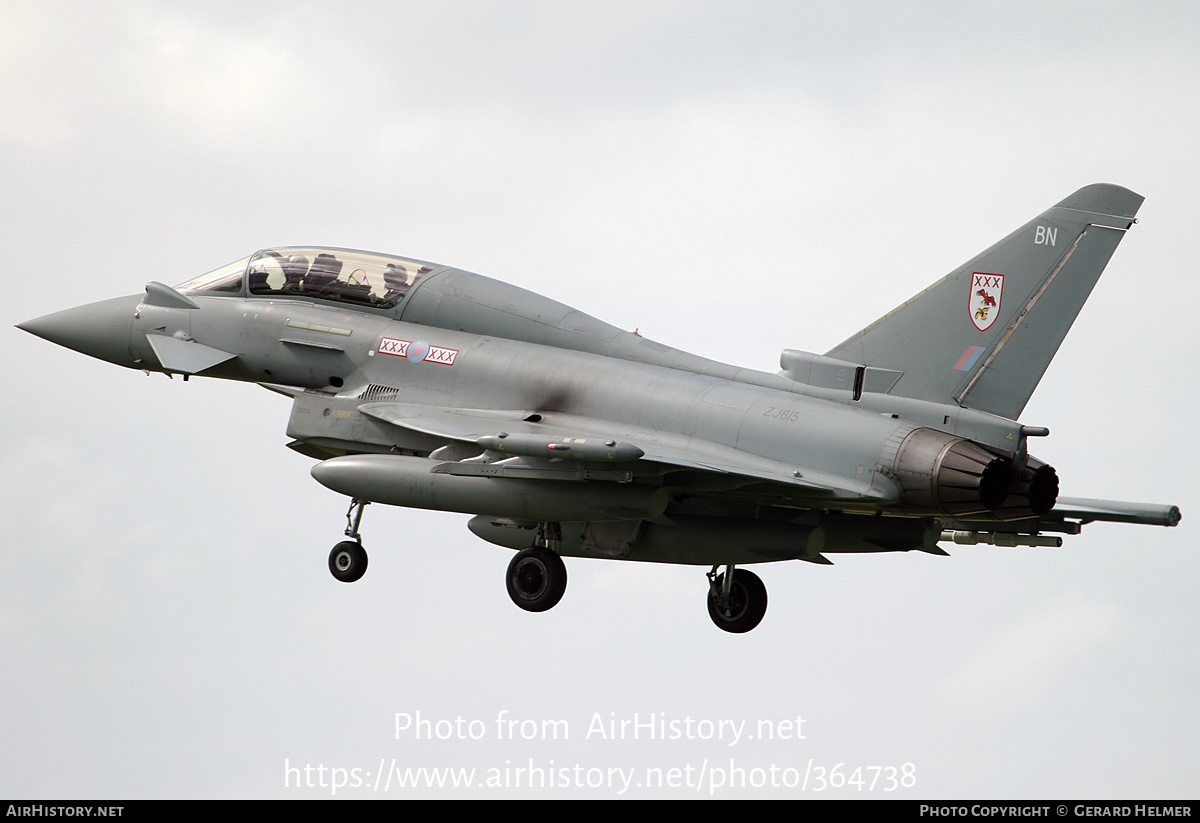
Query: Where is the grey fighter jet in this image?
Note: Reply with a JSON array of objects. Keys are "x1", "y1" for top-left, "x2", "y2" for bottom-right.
[{"x1": 18, "y1": 184, "x2": 1180, "y2": 633}]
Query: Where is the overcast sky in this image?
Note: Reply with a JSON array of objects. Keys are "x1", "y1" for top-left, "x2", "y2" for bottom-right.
[{"x1": 2, "y1": 1, "x2": 1197, "y2": 799}]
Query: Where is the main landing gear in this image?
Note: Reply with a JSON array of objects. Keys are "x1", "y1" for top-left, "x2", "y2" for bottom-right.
[
  {"x1": 328, "y1": 498, "x2": 369, "y2": 583},
  {"x1": 506, "y1": 522, "x2": 568, "y2": 613},
  {"x1": 325, "y1": 505, "x2": 767, "y2": 634},
  {"x1": 706, "y1": 565, "x2": 767, "y2": 633}
]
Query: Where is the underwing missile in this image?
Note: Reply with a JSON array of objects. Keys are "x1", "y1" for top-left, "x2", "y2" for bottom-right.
[{"x1": 476, "y1": 433, "x2": 644, "y2": 462}]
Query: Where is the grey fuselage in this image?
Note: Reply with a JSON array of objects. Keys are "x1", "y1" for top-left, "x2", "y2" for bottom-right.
[
  {"x1": 16, "y1": 244, "x2": 1115, "y2": 565},
  {"x1": 19, "y1": 185, "x2": 1182, "y2": 581}
]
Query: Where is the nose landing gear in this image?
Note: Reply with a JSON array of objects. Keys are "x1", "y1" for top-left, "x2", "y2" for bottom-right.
[
  {"x1": 329, "y1": 540, "x2": 368, "y2": 582},
  {"x1": 328, "y1": 498, "x2": 370, "y2": 583}
]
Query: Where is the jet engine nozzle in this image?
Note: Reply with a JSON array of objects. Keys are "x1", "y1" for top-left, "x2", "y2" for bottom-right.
[
  {"x1": 980, "y1": 456, "x2": 1060, "y2": 521},
  {"x1": 891, "y1": 428, "x2": 1011, "y2": 516},
  {"x1": 891, "y1": 428, "x2": 1062, "y2": 520}
]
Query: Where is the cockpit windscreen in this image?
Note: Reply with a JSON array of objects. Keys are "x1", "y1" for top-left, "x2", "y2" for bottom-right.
[{"x1": 175, "y1": 257, "x2": 251, "y2": 293}]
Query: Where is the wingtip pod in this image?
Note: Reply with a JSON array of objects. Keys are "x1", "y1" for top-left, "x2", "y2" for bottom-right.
[
  {"x1": 1050, "y1": 497, "x2": 1182, "y2": 528},
  {"x1": 1054, "y1": 183, "x2": 1144, "y2": 220}
]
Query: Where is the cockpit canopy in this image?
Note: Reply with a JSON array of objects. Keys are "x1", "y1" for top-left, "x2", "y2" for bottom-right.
[
  {"x1": 175, "y1": 247, "x2": 438, "y2": 310},
  {"x1": 172, "y1": 244, "x2": 664, "y2": 366}
]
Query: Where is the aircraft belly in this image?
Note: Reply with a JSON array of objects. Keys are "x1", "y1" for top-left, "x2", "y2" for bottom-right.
[{"x1": 467, "y1": 513, "x2": 940, "y2": 566}]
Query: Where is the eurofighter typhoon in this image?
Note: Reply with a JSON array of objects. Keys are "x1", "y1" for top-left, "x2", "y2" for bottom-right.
[{"x1": 18, "y1": 184, "x2": 1180, "y2": 633}]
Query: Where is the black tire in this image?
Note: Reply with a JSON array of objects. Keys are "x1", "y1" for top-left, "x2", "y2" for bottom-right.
[
  {"x1": 707, "y1": 568, "x2": 767, "y2": 633},
  {"x1": 506, "y1": 546, "x2": 567, "y2": 612},
  {"x1": 329, "y1": 540, "x2": 368, "y2": 583}
]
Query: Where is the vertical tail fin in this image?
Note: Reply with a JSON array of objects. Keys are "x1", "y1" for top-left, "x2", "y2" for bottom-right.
[{"x1": 826, "y1": 184, "x2": 1143, "y2": 420}]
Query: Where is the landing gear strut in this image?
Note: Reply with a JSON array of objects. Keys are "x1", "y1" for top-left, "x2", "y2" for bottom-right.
[
  {"x1": 328, "y1": 498, "x2": 369, "y2": 583},
  {"x1": 706, "y1": 565, "x2": 767, "y2": 633},
  {"x1": 506, "y1": 522, "x2": 567, "y2": 612}
]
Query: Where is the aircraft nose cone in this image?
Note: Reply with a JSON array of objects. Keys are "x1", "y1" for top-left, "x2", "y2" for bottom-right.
[{"x1": 18, "y1": 294, "x2": 142, "y2": 367}]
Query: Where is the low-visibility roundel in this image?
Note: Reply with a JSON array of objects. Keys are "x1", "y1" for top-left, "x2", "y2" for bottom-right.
[{"x1": 407, "y1": 340, "x2": 429, "y2": 362}]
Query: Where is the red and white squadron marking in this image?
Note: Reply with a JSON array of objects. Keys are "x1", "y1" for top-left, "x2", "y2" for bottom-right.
[
  {"x1": 378, "y1": 337, "x2": 410, "y2": 357},
  {"x1": 377, "y1": 337, "x2": 459, "y2": 366},
  {"x1": 423, "y1": 345, "x2": 458, "y2": 365}
]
